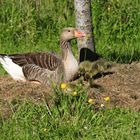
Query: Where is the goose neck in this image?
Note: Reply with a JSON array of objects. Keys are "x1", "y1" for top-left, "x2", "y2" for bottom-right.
[{"x1": 60, "y1": 39, "x2": 72, "y2": 60}]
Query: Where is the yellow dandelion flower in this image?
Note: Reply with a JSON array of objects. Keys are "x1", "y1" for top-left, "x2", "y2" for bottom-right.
[
  {"x1": 60, "y1": 83, "x2": 67, "y2": 89},
  {"x1": 71, "y1": 91, "x2": 77, "y2": 96},
  {"x1": 88, "y1": 98, "x2": 95, "y2": 104},
  {"x1": 104, "y1": 96, "x2": 110, "y2": 102}
]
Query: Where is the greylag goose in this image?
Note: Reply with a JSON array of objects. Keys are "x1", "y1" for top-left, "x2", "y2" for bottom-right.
[{"x1": 0, "y1": 27, "x2": 86, "y2": 85}]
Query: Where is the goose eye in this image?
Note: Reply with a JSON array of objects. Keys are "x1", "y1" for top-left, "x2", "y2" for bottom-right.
[{"x1": 68, "y1": 30, "x2": 71, "y2": 32}]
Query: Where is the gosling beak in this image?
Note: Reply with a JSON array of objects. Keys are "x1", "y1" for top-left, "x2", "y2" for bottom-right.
[{"x1": 74, "y1": 30, "x2": 86, "y2": 38}]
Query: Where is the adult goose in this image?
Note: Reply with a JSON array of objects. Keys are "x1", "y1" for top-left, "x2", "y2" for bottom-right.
[{"x1": 0, "y1": 27, "x2": 86, "y2": 85}]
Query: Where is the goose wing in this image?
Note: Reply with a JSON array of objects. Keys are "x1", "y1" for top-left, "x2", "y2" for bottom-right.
[{"x1": 0, "y1": 52, "x2": 61, "y2": 71}]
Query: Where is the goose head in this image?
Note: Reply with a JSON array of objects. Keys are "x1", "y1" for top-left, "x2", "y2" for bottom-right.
[{"x1": 60, "y1": 27, "x2": 86, "y2": 41}]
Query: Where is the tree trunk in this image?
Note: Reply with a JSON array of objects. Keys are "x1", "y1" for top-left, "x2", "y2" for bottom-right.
[{"x1": 74, "y1": 0, "x2": 95, "y2": 52}]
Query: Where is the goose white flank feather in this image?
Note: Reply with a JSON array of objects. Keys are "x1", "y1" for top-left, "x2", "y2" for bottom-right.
[{"x1": 0, "y1": 56, "x2": 26, "y2": 81}]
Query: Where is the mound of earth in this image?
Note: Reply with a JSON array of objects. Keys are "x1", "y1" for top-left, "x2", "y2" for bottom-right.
[
  {"x1": 93, "y1": 62, "x2": 140, "y2": 111},
  {"x1": 0, "y1": 61, "x2": 140, "y2": 117}
]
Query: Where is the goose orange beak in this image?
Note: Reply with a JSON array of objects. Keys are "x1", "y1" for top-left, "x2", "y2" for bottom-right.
[{"x1": 74, "y1": 30, "x2": 86, "y2": 38}]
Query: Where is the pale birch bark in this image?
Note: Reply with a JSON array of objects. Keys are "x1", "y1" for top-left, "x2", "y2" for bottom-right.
[{"x1": 74, "y1": 0, "x2": 95, "y2": 53}]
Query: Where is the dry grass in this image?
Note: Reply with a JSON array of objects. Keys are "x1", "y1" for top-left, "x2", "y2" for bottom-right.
[{"x1": 0, "y1": 62, "x2": 140, "y2": 117}]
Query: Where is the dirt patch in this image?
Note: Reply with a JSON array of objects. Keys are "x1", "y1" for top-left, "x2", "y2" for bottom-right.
[
  {"x1": 0, "y1": 77, "x2": 53, "y2": 117},
  {"x1": 93, "y1": 62, "x2": 140, "y2": 111},
  {"x1": 0, "y1": 62, "x2": 140, "y2": 117}
]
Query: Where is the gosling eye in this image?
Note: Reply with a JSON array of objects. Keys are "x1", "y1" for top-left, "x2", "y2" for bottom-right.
[{"x1": 67, "y1": 30, "x2": 71, "y2": 32}]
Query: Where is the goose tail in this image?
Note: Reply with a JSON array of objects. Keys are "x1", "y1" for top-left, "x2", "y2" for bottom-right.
[{"x1": 0, "y1": 55, "x2": 26, "y2": 81}]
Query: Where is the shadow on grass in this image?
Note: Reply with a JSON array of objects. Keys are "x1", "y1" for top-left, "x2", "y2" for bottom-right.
[
  {"x1": 107, "y1": 51, "x2": 140, "y2": 63},
  {"x1": 79, "y1": 48, "x2": 100, "y2": 63}
]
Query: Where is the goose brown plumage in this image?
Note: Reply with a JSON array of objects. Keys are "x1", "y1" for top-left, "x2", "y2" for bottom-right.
[{"x1": 0, "y1": 27, "x2": 86, "y2": 85}]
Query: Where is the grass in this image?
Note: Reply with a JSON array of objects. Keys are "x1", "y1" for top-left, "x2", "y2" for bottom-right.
[
  {"x1": 92, "y1": 0, "x2": 140, "y2": 63},
  {"x1": 0, "y1": 0, "x2": 140, "y2": 62},
  {"x1": 0, "y1": 85, "x2": 140, "y2": 140},
  {"x1": 0, "y1": 0, "x2": 140, "y2": 139}
]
